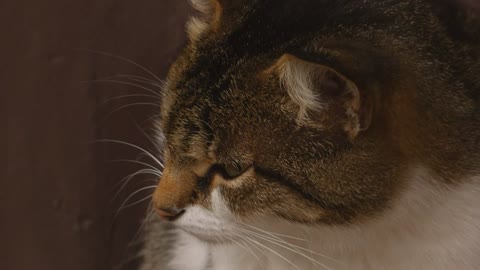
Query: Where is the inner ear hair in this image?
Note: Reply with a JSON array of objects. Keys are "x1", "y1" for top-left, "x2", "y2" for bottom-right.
[
  {"x1": 189, "y1": 0, "x2": 246, "y2": 15},
  {"x1": 272, "y1": 53, "x2": 372, "y2": 138}
]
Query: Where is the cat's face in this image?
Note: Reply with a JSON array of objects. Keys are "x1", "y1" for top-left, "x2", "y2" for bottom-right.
[{"x1": 151, "y1": 0, "x2": 445, "y2": 242}]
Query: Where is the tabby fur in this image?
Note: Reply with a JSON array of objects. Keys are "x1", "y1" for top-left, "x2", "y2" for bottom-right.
[{"x1": 140, "y1": 0, "x2": 480, "y2": 269}]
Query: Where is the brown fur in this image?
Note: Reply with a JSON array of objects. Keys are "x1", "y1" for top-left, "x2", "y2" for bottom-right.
[{"x1": 153, "y1": 0, "x2": 480, "y2": 225}]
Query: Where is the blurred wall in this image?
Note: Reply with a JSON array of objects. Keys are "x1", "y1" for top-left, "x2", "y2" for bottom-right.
[{"x1": 1, "y1": 1, "x2": 190, "y2": 270}]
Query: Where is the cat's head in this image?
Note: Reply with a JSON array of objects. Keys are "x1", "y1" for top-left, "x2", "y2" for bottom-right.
[{"x1": 151, "y1": 0, "x2": 475, "y2": 242}]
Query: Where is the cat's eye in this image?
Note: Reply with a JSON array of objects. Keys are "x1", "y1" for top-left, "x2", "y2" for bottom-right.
[{"x1": 222, "y1": 162, "x2": 251, "y2": 179}]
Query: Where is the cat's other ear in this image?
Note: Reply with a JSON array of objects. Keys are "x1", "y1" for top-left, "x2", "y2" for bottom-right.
[
  {"x1": 189, "y1": 0, "x2": 247, "y2": 15},
  {"x1": 269, "y1": 54, "x2": 373, "y2": 139},
  {"x1": 187, "y1": 0, "x2": 248, "y2": 39}
]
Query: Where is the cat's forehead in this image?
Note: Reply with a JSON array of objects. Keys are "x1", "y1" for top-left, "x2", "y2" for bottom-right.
[
  {"x1": 160, "y1": 0, "x2": 390, "y2": 157},
  {"x1": 169, "y1": 0, "x2": 380, "y2": 94},
  {"x1": 188, "y1": 0, "x2": 372, "y2": 44}
]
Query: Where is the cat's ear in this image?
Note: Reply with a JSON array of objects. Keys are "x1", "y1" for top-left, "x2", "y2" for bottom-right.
[
  {"x1": 189, "y1": 0, "x2": 246, "y2": 15},
  {"x1": 270, "y1": 54, "x2": 373, "y2": 139},
  {"x1": 187, "y1": 0, "x2": 241, "y2": 40},
  {"x1": 189, "y1": 0, "x2": 217, "y2": 14}
]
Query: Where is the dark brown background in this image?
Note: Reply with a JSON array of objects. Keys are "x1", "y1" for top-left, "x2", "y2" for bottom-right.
[{"x1": 2, "y1": 1, "x2": 190, "y2": 270}]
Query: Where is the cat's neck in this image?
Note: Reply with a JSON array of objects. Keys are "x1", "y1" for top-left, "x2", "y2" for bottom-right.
[{"x1": 208, "y1": 167, "x2": 480, "y2": 270}]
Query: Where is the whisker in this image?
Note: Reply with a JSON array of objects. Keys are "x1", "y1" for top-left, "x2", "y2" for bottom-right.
[
  {"x1": 121, "y1": 194, "x2": 154, "y2": 210},
  {"x1": 127, "y1": 114, "x2": 165, "y2": 154},
  {"x1": 103, "y1": 102, "x2": 161, "y2": 120},
  {"x1": 145, "y1": 113, "x2": 162, "y2": 126},
  {"x1": 76, "y1": 49, "x2": 164, "y2": 83},
  {"x1": 115, "y1": 185, "x2": 157, "y2": 218},
  {"x1": 241, "y1": 234, "x2": 302, "y2": 270},
  {"x1": 239, "y1": 221, "x2": 308, "y2": 242},
  {"x1": 106, "y1": 74, "x2": 164, "y2": 88},
  {"x1": 95, "y1": 139, "x2": 165, "y2": 169},
  {"x1": 232, "y1": 231, "x2": 271, "y2": 269},
  {"x1": 225, "y1": 234, "x2": 263, "y2": 262},
  {"x1": 215, "y1": 231, "x2": 227, "y2": 247},
  {"x1": 102, "y1": 94, "x2": 160, "y2": 105},
  {"x1": 238, "y1": 223, "x2": 342, "y2": 264},
  {"x1": 229, "y1": 230, "x2": 271, "y2": 269},
  {"x1": 110, "y1": 159, "x2": 161, "y2": 173},
  {"x1": 120, "y1": 168, "x2": 161, "y2": 179},
  {"x1": 238, "y1": 228, "x2": 333, "y2": 270},
  {"x1": 111, "y1": 169, "x2": 159, "y2": 203},
  {"x1": 85, "y1": 79, "x2": 161, "y2": 97}
]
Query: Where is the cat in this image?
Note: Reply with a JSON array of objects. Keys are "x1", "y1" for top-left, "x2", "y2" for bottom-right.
[{"x1": 140, "y1": 0, "x2": 480, "y2": 269}]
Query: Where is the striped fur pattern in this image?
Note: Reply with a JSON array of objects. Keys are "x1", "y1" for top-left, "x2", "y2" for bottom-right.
[{"x1": 140, "y1": 0, "x2": 480, "y2": 269}]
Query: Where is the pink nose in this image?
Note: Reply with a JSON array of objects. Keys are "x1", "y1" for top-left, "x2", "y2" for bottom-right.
[{"x1": 155, "y1": 207, "x2": 185, "y2": 221}]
